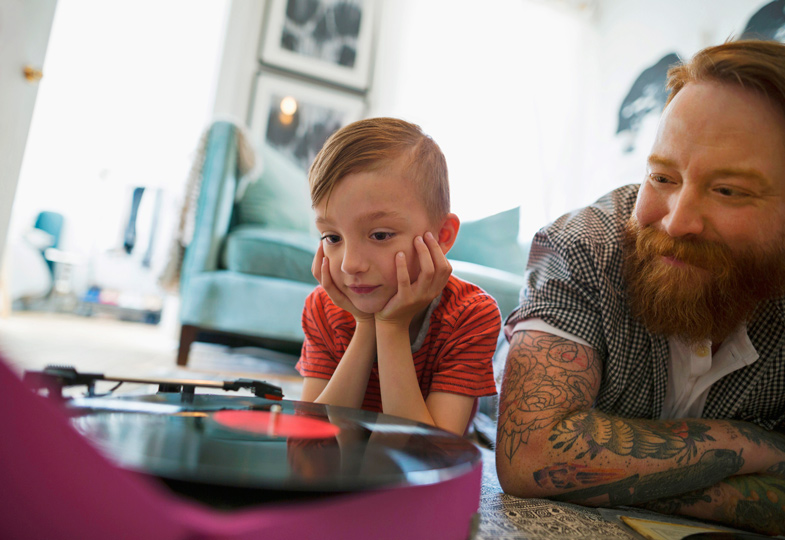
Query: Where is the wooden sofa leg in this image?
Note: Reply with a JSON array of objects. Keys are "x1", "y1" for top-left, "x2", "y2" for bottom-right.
[{"x1": 177, "y1": 325, "x2": 199, "y2": 366}]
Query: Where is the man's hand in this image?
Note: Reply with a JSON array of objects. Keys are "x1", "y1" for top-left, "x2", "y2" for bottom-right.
[
  {"x1": 376, "y1": 232, "x2": 452, "y2": 327},
  {"x1": 312, "y1": 242, "x2": 373, "y2": 322}
]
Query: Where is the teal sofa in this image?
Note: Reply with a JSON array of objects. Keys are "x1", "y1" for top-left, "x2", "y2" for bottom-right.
[{"x1": 177, "y1": 121, "x2": 528, "y2": 366}]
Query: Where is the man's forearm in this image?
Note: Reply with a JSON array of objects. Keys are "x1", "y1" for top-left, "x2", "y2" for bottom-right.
[
  {"x1": 499, "y1": 404, "x2": 785, "y2": 496},
  {"x1": 503, "y1": 410, "x2": 773, "y2": 487},
  {"x1": 501, "y1": 407, "x2": 785, "y2": 534},
  {"x1": 640, "y1": 472, "x2": 785, "y2": 535},
  {"x1": 496, "y1": 331, "x2": 785, "y2": 512}
]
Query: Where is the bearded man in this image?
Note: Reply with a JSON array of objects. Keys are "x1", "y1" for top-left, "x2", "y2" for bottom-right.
[{"x1": 497, "y1": 40, "x2": 785, "y2": 536}]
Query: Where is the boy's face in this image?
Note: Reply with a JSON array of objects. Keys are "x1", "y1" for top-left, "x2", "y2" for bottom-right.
[{"x1": 314, "y1": 160, "x2": 440, "y2": 314}]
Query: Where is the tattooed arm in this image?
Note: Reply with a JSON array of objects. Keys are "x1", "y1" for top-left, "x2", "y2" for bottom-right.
[
  {"x1": 496, "y1": 330, "x2": 785, "y2": 534},
  {"x1": 640, "y1": 468, "x2": 785, "y2": 535}
]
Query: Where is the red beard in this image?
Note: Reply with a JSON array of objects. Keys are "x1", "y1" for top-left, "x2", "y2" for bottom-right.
[{"x1": 622, "y1": 218, "x2": 785, "y2": 344}]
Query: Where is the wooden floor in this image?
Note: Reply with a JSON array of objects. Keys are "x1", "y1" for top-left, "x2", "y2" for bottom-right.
[{"x1": 0, "y1": 310, "x2": 304, "y2": 400}]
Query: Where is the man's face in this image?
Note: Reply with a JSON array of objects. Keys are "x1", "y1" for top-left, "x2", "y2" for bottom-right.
[
  {"x1": 626, "y1": 81, "x2": 785, "y2": 343},
  {"x1": 636, "y1": 81, "x2": 785, "y2": 253}
]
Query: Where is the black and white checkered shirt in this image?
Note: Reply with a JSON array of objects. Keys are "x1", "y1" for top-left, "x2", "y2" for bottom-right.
[{"x1": 507, "y1": 184, "x2": 785, "y2": 431}]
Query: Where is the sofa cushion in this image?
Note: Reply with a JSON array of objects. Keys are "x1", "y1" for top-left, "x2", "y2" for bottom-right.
[
  {"x1": 237, "y1": 144, "x2": 313, "y2": 232},
  {"x1": 449, "y1": 259, "x2": 527, "y2": 320},
  {"x1": 223, "y1": 225, "x2": 318, "y2": 285},
  {"x1": 449, "y1": 207, "x2": 529, "y2": 275}
]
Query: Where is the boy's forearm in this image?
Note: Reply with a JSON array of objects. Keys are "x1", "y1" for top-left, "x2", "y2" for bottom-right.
[
  {"x1": 639, "y1": 473, "x2": 785, "y2": 535},
  {"x1": 313, "y1": 320, "x2": 376, "y2": 408},
  {"x1": 375, "y1": 320, "x2": 435, "y2": 426}
]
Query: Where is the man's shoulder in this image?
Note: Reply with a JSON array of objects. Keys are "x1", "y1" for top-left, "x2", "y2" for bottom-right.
[
  {"x1": 546, "y1": 184, "x2": 639, "y2": 246},
  {"x1": 522, "y1": 184, "x2": 638, "y2": 305}
]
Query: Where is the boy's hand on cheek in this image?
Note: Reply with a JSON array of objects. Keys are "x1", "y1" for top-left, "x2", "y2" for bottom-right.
[
  {"x1": 312, "y1": 243, "x2": 374, "y2": 323},
  {"x1": 377, "y1": 232, "x2": 451, "y2": 327}
]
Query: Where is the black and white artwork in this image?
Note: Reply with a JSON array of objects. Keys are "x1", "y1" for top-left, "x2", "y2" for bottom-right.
[
  {"x1": 742, "y1": 0, "x2": 785, "y2": 42},
  {"x1": 250, "y1": 72, "x2": 365, "y2": 171},
  {"x1": 261, "y1": 0, "x2": 375, "y2": 90},
  {"x1": 616, "y1": 53, "x2": 680, "y2": 153},
  {"x1": 281, "y1": 0, "x2": 362, "y2": 68}
]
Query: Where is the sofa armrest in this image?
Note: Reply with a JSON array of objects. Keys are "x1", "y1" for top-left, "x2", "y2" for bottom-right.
[
  {"x1": 181, "y1": 122, "x2": 241, "y2": 289},
  {"x1": 223, "y1": 226, "x2": 319, "y2": 285},
  {"x1": 449, "y1": 259, "x2": 526, "y2": 320}
]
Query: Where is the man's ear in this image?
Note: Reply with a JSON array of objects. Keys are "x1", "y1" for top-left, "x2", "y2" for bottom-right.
[{"x1": 436, "y1": 213, "x2": 460, "y2": 255}]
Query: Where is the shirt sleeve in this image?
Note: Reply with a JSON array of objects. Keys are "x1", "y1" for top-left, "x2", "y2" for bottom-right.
[
  {"x1": 296, "y1": 287, "x2": 347, "y2": 380},
  {"x1": 505, "y1": 188, "x2": 636, "y2": 359},
  {"x1": 505, "y1": 318, "x2": 592, "y2": 346},
  {"x1": 429, "y1": 291, "x2": 501, "y2": 398},
  {"x1": 506, "y1": 220, "x2": 615, "y2": 358}
]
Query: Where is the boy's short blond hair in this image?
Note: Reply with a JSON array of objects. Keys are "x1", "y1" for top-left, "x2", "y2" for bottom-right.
[{"x1": 308, "y1": 117, "x2": 450, "y2": 223}]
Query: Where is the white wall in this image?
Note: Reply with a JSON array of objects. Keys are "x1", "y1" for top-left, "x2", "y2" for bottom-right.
[
  {"x1": 367, "y1": 0, "x2": 598, "y2": 241},
  {"x1": 211, "y1": 0, "x2": 267, "y2": 123}
]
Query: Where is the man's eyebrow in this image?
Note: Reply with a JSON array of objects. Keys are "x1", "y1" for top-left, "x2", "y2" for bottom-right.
[
  {"x1": 646, "y1": 154, "x2": 676, "y2": 169},
  {"x1": 708, "y1": 167, "x2": 772, "y2": 187},
  {"x1": 647, "y1": 154, "x2": 772, "y2": 187}
]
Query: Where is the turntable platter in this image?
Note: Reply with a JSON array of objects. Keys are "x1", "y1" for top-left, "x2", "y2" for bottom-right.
[{"x1": 69, "y1": 394, "x2": 481, "y2": 493}]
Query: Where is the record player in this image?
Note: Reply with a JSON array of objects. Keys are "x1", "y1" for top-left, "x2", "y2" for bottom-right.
[{"x1": 7, "y1": 364, "x2": 484, "y2": 539}]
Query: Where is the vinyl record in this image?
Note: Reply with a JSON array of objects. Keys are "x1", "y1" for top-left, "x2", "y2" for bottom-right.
[{"x1": 68, "y1": 394, "x2": 481, "y2": 494}]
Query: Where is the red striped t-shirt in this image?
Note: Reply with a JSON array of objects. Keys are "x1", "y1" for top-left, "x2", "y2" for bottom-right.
[{"x1": 296, "y1": 274, "x2": 500, "y2": 413}]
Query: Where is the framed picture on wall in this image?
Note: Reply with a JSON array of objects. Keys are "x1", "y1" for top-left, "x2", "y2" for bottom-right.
[
  {"x1": 249, "y1": 71, "x2": 366, "y2": 171},
  {"x1": 260, "y1": 0, "x2": 376, "y2": 91}
]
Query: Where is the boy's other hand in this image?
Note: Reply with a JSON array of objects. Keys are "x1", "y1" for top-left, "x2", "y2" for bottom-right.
[
  {"x1": 312, "y1": 242, "x2": 374, "y2": 322},
  {"x1": 377, "y1": 232, "x2": 451, "y2": 327}
]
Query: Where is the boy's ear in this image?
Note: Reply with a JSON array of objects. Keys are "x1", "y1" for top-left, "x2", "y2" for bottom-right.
[{"x1": 436, "y1": 213, "x2": 460, "y2": 254}]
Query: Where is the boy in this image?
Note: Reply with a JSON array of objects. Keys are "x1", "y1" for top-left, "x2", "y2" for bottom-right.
[{"x1": 296, "y1": 117, "x2": 500, "y2": 435}]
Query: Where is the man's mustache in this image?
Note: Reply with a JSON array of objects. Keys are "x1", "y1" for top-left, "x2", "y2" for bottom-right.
[{"x1": 634, "y1": 226, "x2": 733, "y2": 271}]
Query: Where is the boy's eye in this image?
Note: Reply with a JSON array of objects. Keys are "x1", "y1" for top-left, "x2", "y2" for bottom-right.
[
  {"x1": 320, "y1": 234, "x2": 341, "y2": 245},
  {"x1": 370, "y1": 232, "x2": 394, "y2": 241}
]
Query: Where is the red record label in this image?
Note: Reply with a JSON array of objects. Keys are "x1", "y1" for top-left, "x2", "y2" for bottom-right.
[{"x1": 212, "y1": 410, "x2": 340, "y2": 439}]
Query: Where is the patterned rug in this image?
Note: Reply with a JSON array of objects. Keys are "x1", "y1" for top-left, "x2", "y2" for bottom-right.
[{"x1": 476, "y1": 448, "x2": 635, "y2": 539}]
